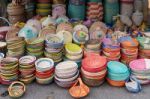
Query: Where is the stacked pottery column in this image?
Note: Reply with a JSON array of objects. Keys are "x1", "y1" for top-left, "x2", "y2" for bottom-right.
[
  {"x1": 35, "y1": 58, "x2": 54, "y2": 84},
  {"x1": 55, "y1": 61, "x2": 79, "y2": 88},
  {"x1": 0, "y1": 57, "x2": 18, "y2": 85},
  {"x1": 86, "y1": 0, "x2": 103, "y2": 21},
  {"x1": 68, "y1": 0, "x2": 86, "y2": 20},
  {"x1": 119, "y1": 36, "x2": 139, "y2": 65},
  {"x1": 104, "y1": 0, "x2": 119, "y2": 25},
  {"x1": 44, "y1": 34, "x2": 64, "y2": 64},
  {"x1": 107, "y1": 61, "x2": 130, "y2": 87},
  {"x1": 81, "y1": 55, "x2": 107, "y2": 87},
  {"x1": 19, "y1": 55, "x2": 36, "y2": 84},
  {"x1": 7, "y1": 2, "x2": 25, "y2": 24},
  {"x1": 36, "y1": 0, "x2": 52, "y2": 16},
  {"x1": 64, "y1": 43, "x2": 83, "y2": 68}
]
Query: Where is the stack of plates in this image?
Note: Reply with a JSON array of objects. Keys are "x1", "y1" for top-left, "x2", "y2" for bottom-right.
[
  {"x1": 107, "y1": 61, "x2": 130, "y2": 87},
  {"x1": 119, "y1": 36, "x2": 139, "y2": 64},
  {"x1": 129, "y1": 59, "x2": 150, "y2": 84},
  {"x1": 45, "y1": 34, "x2": 64, "y2": 64},
  {"x1": 102, "y1": 38, "x2": 120, "y2": 61},
  {"x1": 64, "y1": 43, "x2": 83, "y2": 68},
  {"x1": 137, "y1": 37, "x2": 150, "y2": 59},
  {"x1": 84, "y1": 39, "x2": 101, "y2": 57},
  {"x1": 6, "y1": 37, "x2": 25, "y2": 58},
  {"x1": 35, "y1": 58, "x2": 54, "y2": 84},
  {"x1": 81, "y1": 55, "x2": 107, "y2": 87},
  {"x1": 55, "y1": 61, "x2": 79, "y2": 88},
  {"x1": 26, "y1": 38, "x2": 44, "y2": 58},
  {"x1": 19, "y1": 55, "x2": 36, "y2": 84},
  {"x1": 36, "y1": 0, "x2": 52, "y2": 16},
  {"x1": 0, "y1": 57, "x2": 18, "y2": 85}
]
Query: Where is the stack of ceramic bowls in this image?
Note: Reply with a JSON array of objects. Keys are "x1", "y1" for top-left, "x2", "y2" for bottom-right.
[
  {"x1": 102, "y1": 38, "x2": 121, "y2": 61},
  {"x1": 107, "y1": 61, "x2": 130, "y2": 87},
  {"x1": 84, "y1": 39, "x2": 101, "y2": 57},
  {"x1": 45, "y1": 34, "x2": 64, "y2": 64},
  {"x1": 0, "y1": 57, "x2": 18, "y2": 85},
  {"x1": 119, "y1": 36, "x2": 139, "y2": 65},
  {"x1": 36, "y1": 0, "x2": 52, "y2": 16},
  {"x1": 19, "y1": 55, "x2": 36, "y2": 84},
  {"x1": 26, "y1": 38, "x2": 44, "y2": 58},
  {"x1": 6, "y1": 37, "x2": 25, "y2": 58},
  {"x1": 129, "y1": 59, "x2": 150, "y2": 85},
  {"x1": 87, "y1": 0, "x2": 103, "y2": 21},
  {"x1": 137, "y1": 37, "x2": 150, "y2": 59},
  {"x1": 55, "y1": 61, "x2": 79, "y2": 88},
  {"x1": 7, "y1": 2, "x2": 25, "y2": 24},
  {"x1": 64, "y1": 43, "x2": 83, "y2": 68},
  {"x1": 35, "y1": 58, "x2": 54, "y2": 84},
  {"x1": 81, "y1": 55, "x2": 107, "y2": 87}
]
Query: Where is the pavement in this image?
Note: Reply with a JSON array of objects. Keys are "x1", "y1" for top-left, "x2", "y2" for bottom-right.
[{"x1": 0, "y1": 82, "x2": 150, "y2": 99}]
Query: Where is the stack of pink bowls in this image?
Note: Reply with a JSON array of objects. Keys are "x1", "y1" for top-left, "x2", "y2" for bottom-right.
[{"x1": 129, "y1": 59, "x2": 150, "y2": 85}]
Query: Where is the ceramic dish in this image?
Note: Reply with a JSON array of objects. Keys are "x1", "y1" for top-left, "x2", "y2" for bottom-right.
[
  {"x1": 35, "y1": 58, "x2": 54, "y2": 72},
  {"x1": 65, "y1": 43, "x2": 82, "y2": 55},
  {"x1": 19, "y1": 55, "x2": 36, "y2": 65},
  {"x1": 55, "y1": 71, "x2": 79, "y2": 82}
]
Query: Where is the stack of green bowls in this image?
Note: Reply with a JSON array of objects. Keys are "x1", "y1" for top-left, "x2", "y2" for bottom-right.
[
  {"x1": 36, "y1": 0, "x2": 52, "y2": 16},
  {"x1": 64, "y1": 43, "x2": 83, "y2": 68},
  {"x1": 6, "y1": 37, "x2": 25, "y2": 58},
  {"x1": 0, "y1": 57, "x2": 18, "y2": 85},
  {"x1": 19, "y1": 55, "x2": 36, "y2": 84},
  {"x1": 26, "y1": 38, "x2": 44, "y2": 58}
]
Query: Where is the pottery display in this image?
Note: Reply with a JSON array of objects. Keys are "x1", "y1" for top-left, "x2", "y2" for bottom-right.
[
  {"x1": 81, "y1": 55, "x2": 107, "y2": 87},
  {"x1": 129, "y1": 59, "x2": 150, "y2": 84},
  {"x1": 35, "y1": 58, "x2": 54, "y2": 84},
  {"x1": 45, "y1": 34, "x2": 64, "y2": 64},
  {"x1": 6, "y1": 37, "x2": 25, "y2": 58},
  {"x1": 107, "y1": 61, "x2": 130, "y2": 87},
  {"x1": 7, "y1": 2, "x2": 25, "y2": 24},
  {"x1": 0, "y1": 57, "x2": 19, "y2": 85},
  {"x1": 19, "y1": 55, "x2": 36, "y2": 84},
  {"x1": 55, "y1": 61, "x2": 79, "y2": 88}
]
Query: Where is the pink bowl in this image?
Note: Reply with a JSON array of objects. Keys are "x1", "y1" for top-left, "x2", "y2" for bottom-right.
[{"x1": 129, "y1": 59, "x2": 150, "y2": 71}]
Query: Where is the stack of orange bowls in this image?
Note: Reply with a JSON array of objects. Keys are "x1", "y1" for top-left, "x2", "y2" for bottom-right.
[
  {"x1": 119, "y1": 36, "x2": 139, "y2": 65},
  {"x1": 102, "y1": 38, "x2": 120, "y2": 61},
  {"x1": 81, "y1": 55, "x2": 107, "y2": 87}
]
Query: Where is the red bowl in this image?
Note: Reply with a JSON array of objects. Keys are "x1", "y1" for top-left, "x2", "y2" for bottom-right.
[
  {"x1": 82, "y1": 55, "x2": 107, "y2": 72},
  {"x1": 106, "y1": 78, "x2": 125, "y2": 87}
]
